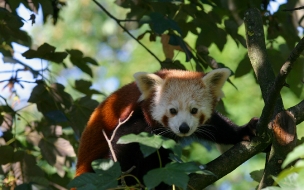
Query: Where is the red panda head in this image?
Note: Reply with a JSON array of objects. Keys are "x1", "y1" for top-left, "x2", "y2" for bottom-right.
[{"x1": 133, "y1": 69, "x2": 231, "y2": 137}]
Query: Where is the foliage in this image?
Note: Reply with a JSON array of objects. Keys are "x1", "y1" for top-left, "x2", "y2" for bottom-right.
[
  {"x1": 0, "y1": 0, "x2": 304, "y2": 189},
  {"x1": 68, "y1": 132, "x2": 212, "y2": 189},
  {"x1": 251, "y1": 141, "x2": 304, "y2": 190}
]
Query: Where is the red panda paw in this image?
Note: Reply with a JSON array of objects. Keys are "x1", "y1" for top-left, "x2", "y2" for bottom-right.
[{"x1": 242, "y1": 117, "x2": 259, "y2": 141}]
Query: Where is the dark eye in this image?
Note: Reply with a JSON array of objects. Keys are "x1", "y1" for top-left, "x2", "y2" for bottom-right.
[
  {"x1": 191, "y1": 108, "x2": 198, "y2": 114},
  {"x1": 169, "y1": 108, "x2": 177, "y2": 115}
]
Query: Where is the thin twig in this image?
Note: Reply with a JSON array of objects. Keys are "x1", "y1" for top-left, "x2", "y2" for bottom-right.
[
  {"x1": 102, "y1": 128, "x2": 118, "y2": 161},
  {"x1": 283, "y1": 6, "x2": 304, "y2": 11},
  {"x1": 110, "y1": 111, "x2": 134, "y2": 142},
  {"x1": 102, "y1": 111, "x2": 134, "y2": 162},
  {"x1": 92, "y1": 0, "x2": 162, "y2": 64}
]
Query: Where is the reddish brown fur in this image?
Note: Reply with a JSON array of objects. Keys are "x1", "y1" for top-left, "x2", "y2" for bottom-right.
[
  {"x1": 76, "y1": 70, "x2": 203, "y2": 176},
  {"x1": 76, "y1": 82, "x2": 141, "y2": 176}
]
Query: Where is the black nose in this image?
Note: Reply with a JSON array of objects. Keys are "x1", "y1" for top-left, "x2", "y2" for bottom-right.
[{"x1": 179, "y1": 122, "x2": 190, "y2": 134}]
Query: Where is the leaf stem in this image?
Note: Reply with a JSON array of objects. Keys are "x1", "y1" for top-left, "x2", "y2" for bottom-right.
[
  {"x1": 92, "y1": 0, "x2": 162, "y2": 64},
  {"x1": 156, "y1": 149, "x2": 162, "y2": 168}
]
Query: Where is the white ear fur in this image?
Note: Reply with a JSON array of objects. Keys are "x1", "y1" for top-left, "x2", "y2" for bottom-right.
[
  {"x1": 133, "y1": 72, "x2": 163, "y2": 101},
  {"x1": 202, "y1": 68, "x2": 231, "y2": 100}
]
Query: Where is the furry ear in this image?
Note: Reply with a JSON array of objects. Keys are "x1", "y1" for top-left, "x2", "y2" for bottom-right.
[
  {"x1": 202, "y1": 68, "x2": 231, "y2": 100},
  {"x1": 133, "y1": 72, "x2": 163, "y2": 100}
]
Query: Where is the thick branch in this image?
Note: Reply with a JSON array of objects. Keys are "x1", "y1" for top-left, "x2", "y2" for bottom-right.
[
  {"x1": 258, "y1": 111, "x2": 297, "y2": 189},
  {"x1": 276, "y1": 35, "x2": 304, "y2": 91},
  {"x1": 244, "y1": 8, "x2": 304, "y2": 189},
  {"x1": 288, "y1": 100, "x2": 304, "y2": 125},
  {"x1": 188, "y1": 140, "x2": 269, "y2": 189},
  {"x1": 244, "y1": 8, "x2": 284, "y2": 137}
]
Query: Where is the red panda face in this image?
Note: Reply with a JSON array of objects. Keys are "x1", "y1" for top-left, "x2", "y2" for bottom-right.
[
  {"x1": 134, "y1": 69, "x2": 231, "y2": 137},
  {"x1": 151, "y1": 78, "x2": 213, "y2": 137}
]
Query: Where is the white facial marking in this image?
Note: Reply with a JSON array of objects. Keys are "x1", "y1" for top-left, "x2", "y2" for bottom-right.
[{"x1": 151, "y1": 78, "x2": 214, "y2": 137}]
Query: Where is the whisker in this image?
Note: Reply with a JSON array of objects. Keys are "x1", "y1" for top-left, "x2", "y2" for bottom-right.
[{"x1": 195, "y1": 127, "x2": 217, "y2": 142}]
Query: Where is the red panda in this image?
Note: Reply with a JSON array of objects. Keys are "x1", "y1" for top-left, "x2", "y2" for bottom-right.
[{"x1": 75, "y1": 68, "x2": 257, "y2": 186}]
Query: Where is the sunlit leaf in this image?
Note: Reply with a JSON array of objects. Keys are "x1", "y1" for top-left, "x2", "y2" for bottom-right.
[
  {"x1": 118, "y1": 132, "x2": 181, "y2": 157},
  {"x1": 282, "y1": 144, "x2": 304, "y2": 168},
  {"x1": 91, "y1": 159, "x2": 121, "y2": 178}
]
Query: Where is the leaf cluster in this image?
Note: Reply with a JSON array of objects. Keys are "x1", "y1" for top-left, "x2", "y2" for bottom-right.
[
  {"x1": 110, "y1": 0, "x2": 303, "y2": 96},
  {"x1": 69, "y1": 132, "x2": 212, "y2": 189}
]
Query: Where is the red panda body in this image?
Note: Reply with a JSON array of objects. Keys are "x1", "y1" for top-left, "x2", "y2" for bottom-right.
[{"x1": 76, "y1": 69, "x2": 256, "y2": 186}]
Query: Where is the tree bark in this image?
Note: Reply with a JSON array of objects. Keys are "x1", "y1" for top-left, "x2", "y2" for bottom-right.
[{"x1": 258, "y1": 111, "x2": 297, "y2": 189}]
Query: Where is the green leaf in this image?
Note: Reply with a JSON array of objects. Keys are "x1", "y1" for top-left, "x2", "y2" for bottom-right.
[
  {"x1": 67, "y1": 49, "x2": 98, "y2": 77},
  {"x1": 22, "y1": 43, "x2": 68, "y2": 63},
  {"x1": 165, "y1": 162, "x2": 201, "y2": 173},
  {"x1": 262, "y1": 187, "x2": 282, "y2": 190},
  {"x1": 282, "y1": 144, "x2": 304, "y2": 168},
  {"x1": 160, "y1": 60, "x2": 186, "y2": 70},
  {"x1": 83, "y1": 57, "x2": 98, "y2": 66},
  {"x1": 250, "y1": 169, "x2": 264, "y2": 183},
  {"x1": 68, "y1": 96, "x2": 99, "y2": 137},
  {"x1": 28, "y1": 82, "x2": 72, "y2": 123},
  {"x1": 13, "y1": 150, "x2": 25, "y2": 163},
  {"x1": 274, "y1": 173, "x2": 299, "y2": 189},
  {"x1": 141, "y1": 12, "x2": 182, "y2": 35},
  {"x1": 143, "y1": 165, "x2": 189, "y2": 189},
  {"x1": 15, "y1": 183, "x2": 33, "y2": 190},
  {"x1": 37, "y1": 160, "x2": 57, "y2": 175},
  {"x1": 91, "y1": 159, "x2": 121, "y2": 178},
  {"x1": 234, "y1": 54, "x2": 252, "y2": 78},
  {"x1": 139, "y1": 144, "x2": 158, "y2": 157},
  {"x1": 0, "y1": 145, "x2": 14, "y2": 164},
  {"x1": 276, "y1": 166, "x2": 304, "y2": 185},
  {"x1": 27, "y1": 82, "x2": 47, "y2": 103},
  {"x1": 77, "y1": 183, "x2": 98, "y2": 190},
  {"x1": 224, "y1": 19, "x2": 246, "y2": 48},
  {"x1": 21, "y1": 153, "x2": 47, "y2": 185},
  {"x1": 118, "y1": 132, "x2": 182, "y2": 157},
  {"x1": 39, "y1": 137, "x2": 76, "y2": 167},
  {"x1": 74, "y1": 79, "x2": 103, "y2": 96},
  {"x1": 0, "y1": 105, "x2": 15, "y2": 119},
  {"x1": 168, "y1": 35, "x2": 193, "y2": 62},
  {"x1": 68, "y1": 159, "x2": 120, "y2": 190},
  {"x1": 118, "y1": 132, "x2": 164, "y2": 149},
  {"x1": 67, "y1": 173, "x2": 99, "y2": 189}
]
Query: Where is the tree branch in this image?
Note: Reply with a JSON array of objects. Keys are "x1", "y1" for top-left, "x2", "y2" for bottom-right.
[
  {"x1": 258, "y1": 111, "x2": 297, "y2": 189},
  {"x1": 92, "y1": 0, "x2": 162, "y2": 64},
  {"x1": 244, "y1": 8, "x2": 304, "y2": 189},
  {"x1": 283, "y1": 6, "x2": 304, "y2": 11},
  {"x1": 244, "y1": 8, "x2": 284, "y2": 137},
  {"x1": 288, "y1": 100, "x2": 304, "y2": 125},
  {"x1": 188, "y1": 140, "x2": 269, "y2": 189}
]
